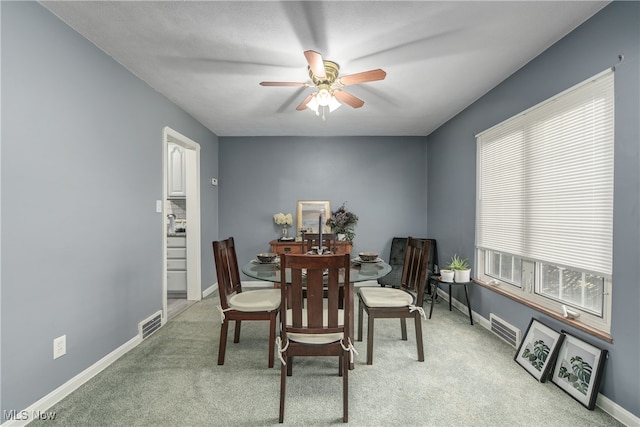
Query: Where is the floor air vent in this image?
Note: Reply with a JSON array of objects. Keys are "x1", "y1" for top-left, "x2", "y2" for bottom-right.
[
  {"x1": 139, "y1": 311, "x2": 163, "y2": 339},
  {"x1": 490, "y1": 313, "x2": 520, "y2": 348}
]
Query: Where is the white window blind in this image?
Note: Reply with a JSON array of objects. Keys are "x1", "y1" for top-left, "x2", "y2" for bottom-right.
[{"x1": 477, "y1": 69, "x2": 614, "y2": 277}]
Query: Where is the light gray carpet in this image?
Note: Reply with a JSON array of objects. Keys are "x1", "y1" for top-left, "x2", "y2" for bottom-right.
[{"x1": 29, "y1": 291, "x2": 622, "y2": 426}]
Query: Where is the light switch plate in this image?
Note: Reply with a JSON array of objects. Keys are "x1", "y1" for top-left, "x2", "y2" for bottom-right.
[
  {"x1": 156, "y1": 200, "x2": 162, "y2": 213},
  {"x1": 53, "y1": 335, "x2": 66, "y2": 359}
]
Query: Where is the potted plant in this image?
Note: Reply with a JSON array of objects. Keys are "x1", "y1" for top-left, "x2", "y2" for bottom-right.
[
  {"x1": 326, "y1": 202, "x2": 358, "y2": 243},
  {"x1": 447, "y1": 254, "x2": 471, "y2": 282}
]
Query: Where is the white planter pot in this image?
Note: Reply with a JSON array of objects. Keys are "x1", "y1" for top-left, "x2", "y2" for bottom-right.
[
  {"x1": 454, "y1": 269, "x2": 471, "y2": 283},
  {"x1": 440, "y1": 269, "x2": 454, "y2": 283}
]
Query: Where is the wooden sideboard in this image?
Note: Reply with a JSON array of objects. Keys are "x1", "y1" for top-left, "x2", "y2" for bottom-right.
[{"x1": 269, "y1": 240, "x2": 352, "y2": 255}]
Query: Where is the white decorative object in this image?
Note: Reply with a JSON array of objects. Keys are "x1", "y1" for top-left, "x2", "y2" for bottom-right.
[
  {"x1": 440, "y1": 269, "x2": 454, "y2": 283},
  {"x1": 274, "y1": 212, "x2": 293, "y2": 239},
  {"x1": 454, "y1": 269, "x2": 471, "y2": 283}
]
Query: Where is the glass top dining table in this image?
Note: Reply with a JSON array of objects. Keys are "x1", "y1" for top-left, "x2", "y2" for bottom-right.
[
  {"x1": 241, "y1": 256, "x2": 391, "y2": 369},
  {"x1": 241, "y1": 257, "x2": 392, "y2": 284}
]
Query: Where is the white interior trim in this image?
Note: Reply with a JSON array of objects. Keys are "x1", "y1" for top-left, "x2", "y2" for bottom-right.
[
  {"x1": 202, "y1": 283, "x2": 217, "y2": 298},
  {"x1": 3, "y1": 290, "x2": 635, "y2": 427},
  {"x1": 441, "y1": 289, "x2": 636, "y2": 426},
  {"x1": 1, "y1": 336, "x2": 140, "y2": 427},
  {"x1": 162, "y1": 126, "x2": 202, "y2": 325}
]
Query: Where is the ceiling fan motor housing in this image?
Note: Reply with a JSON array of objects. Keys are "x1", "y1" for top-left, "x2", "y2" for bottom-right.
[
  {"x1": 260, "y1": 50, "x2": 383, "y2": 111},
  {"x1": 309, "y1": 60, "x2": 340, "y2": 86}
]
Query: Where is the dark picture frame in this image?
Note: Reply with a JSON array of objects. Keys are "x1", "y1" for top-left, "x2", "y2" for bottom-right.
[
  {"x1": 514, "y1": 318, "x2": 564, "y2": 382},
  {"x1": 551, "y1": 330, "x2": 608, "y2": 410}
]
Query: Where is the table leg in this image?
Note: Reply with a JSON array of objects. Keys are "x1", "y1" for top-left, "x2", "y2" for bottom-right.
[
  {"x1": 428, "y1": 281, "x2": 437, "y2": 319},
  {"x1": 448, "y1": 283, "x2": 452, "y2": 311},
  {"x1": 464, "y1": 284, "x2": 474, "y2": 325}
]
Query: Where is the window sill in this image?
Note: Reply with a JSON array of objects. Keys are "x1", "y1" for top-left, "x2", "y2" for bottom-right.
[{"x1": 473, "y1": 278, "x2": 613, "y2": 343}]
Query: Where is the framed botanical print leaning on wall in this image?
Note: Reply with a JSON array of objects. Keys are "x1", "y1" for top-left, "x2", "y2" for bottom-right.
[
  {"x1": 551, "y1": 330, "x2": 608, "y2": 410},
  {"x1": 515, "y1": 318, "x2": 564, "y2": 382},
  {"x1": 297, "y1": 200, "x2": 331, "y2": 233}
]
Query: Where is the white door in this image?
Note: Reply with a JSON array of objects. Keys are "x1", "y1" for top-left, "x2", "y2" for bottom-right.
[{"x1": 162, "y1": 127, "x2": 202, "y2": 323}]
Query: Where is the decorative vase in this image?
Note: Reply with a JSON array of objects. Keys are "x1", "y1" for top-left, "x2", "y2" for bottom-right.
[
  {"x1": 454, "y1": 269, "x2": 471, "y2": 283},
  {"x1": 440, "y1": 269, "x2": 455, "y2": 283},
  {"x1": 281, "y1": 226, "x2": 289, "y2": 239}
]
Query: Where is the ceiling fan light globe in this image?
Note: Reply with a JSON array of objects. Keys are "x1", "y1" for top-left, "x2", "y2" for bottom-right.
[
  {"x1": 328, "y1": 96, "x2": 342, "y2": 112},
  {"x1": 317, "y1": 88, "x2": 331, "y2": 106},
  {"x1": 307, "y1": 95, "x2": 319, "y2": 113}
]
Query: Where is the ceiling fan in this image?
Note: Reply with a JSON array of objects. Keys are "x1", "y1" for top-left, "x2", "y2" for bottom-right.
[{"x1": 259, "y1": 50, "x2": 386, "y2": 117}]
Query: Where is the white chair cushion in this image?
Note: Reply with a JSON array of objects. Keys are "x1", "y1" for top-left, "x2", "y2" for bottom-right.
[
  {"x1": 228, "y1": 289, "x2": 281, "y2": 312},
  {"x1": 285, "y1": 308, "x2": 344, "y2": 344},
  {"x1": 359, "y1": 287, "x2": 414, "y2": 308}
]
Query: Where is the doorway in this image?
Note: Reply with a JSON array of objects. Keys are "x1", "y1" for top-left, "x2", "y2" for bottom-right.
[{"x1": 162, "y1": 127, "x2": 202, "y2": 323}]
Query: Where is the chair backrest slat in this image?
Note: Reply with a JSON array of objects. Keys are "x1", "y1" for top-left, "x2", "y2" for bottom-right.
[
  {"x1": 302, "y1": 233, "x2": 337, "y2": 254},
  {"x1": 400, "y1": 237, "x2": 431, "y2": 302},
  {"x1": 281, "y1": 254, "x2": 350, "y2": 335},
  {"x1": 212, "y1": 237, "x2": 243, "y2": 309}
]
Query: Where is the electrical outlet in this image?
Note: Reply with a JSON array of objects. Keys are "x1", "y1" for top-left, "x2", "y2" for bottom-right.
[{"x1": 53, "y1": 335, "x2": 66, "y2": 359}]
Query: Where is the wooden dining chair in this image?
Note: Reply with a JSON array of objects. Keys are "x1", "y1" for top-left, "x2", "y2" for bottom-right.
[
  {"x1": 302, "y1": 232, "x2": 337, "y2": 254},
  {"x1": 277, "y1": 253, "x2": 353, "y2": 423},
  {"x1": 357, "y1": 237, "x2": 430, "y2": 364},
  {"x1": 212, "y1": 237, "x2": 281, "y2": 368}
]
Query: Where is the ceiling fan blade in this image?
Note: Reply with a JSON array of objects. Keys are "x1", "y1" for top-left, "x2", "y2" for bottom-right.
[
  {"x1": 260, "y1": 81, "x2": 308, "y2": 87},
  {"x1": 304, "y1": 50, "x2": 326, "y2": 79},
  {"x1": 296, "y1": 94, "x2": 313, "y2": 111},
  {"x1": 339, "y1": 69, "x2": 387, "y2": 86},
  {"x1": 333, "y1": 90, "x2": 364, "y2": 109}
]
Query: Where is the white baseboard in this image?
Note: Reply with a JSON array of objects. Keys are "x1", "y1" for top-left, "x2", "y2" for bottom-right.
[
  {"x1": 202, "y1": 283, "x2": 217, "y2": 298},
  {"x1": 242, "y1": 280, "x2": 275, "y2": 288},
  {"x1": 5, "y1": 286, "x2": 634, "y2": 427},
  {"x1": 441, "y1": 289, "x2": 638, "y2": 427},
  {"x1": 1, "y1": 335, "x2": 141, "y2": 427},
  {"x1": 243, "y1": 279, "x2": 380, "y2": 289},
  {"x1": 204, "y1": 281, "x2": 274, "y2": 295},
  {"x1": 596, "y1": 393, "x2": 639, "y2": 426}
]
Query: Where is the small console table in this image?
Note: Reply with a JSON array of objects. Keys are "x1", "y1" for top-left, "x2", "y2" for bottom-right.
[
  {"x1": 428, "y1": 274, "x2": 474, "y2": 325},
  {"x1": 269, "y1": 240, "x2": 352, "y2": 255}
]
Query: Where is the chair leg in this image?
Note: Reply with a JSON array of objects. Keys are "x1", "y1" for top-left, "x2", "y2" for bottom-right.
[
  {"x1": 279, "y1": 356, "x2": 287, "y2": 423},
  {"x1": 414, "y1": 313, "x2": 425, "y2": 362},
  {"x1": 217, "y1": 321, "x2": 229, "y2": 365},
  {"x1": 233, "y1": 320, "x2": 241, "y2": 343},
  {"x1": 357, "y1": 299, "x2": 364, "y2": 341},
  {"x1": 367, "y1": 314, "x2": 375, "y2": 365},
  {"x1": 343, "y1": 351, "x2": 349, "y2": 423},
  {"x1": 287, "y1": 357, "x2": 293, "y2": 376},
  {"x1": 400, "y1": 318, "x2": 408, "y2": 340},
  {"x1": 268, "y1": 314, "x2": 276, "y2": 368}
]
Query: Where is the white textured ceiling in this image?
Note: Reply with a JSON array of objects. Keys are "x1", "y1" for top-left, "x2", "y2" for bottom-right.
[{"x1": 41, "y1": 1, "x2": 608, "y2": 137}]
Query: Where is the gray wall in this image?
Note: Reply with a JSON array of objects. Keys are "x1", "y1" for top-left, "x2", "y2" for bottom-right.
[
  {"x1": 426, "y1": 2, "x2": 639, "y2": 417},
  {"x1": 1, "y1": 2, "x2": 219, "y2": 418},
  {"x1": 3, "y1": 0, "x2": 637, "y2": 421},
  {"x1": 218, "y1": 136, "x2": 428, "y2": 271}
]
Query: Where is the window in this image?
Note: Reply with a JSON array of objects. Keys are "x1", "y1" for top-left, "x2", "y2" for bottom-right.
[{"x1": 475, "y1": 69, "x2": 614, "y2": 333}]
